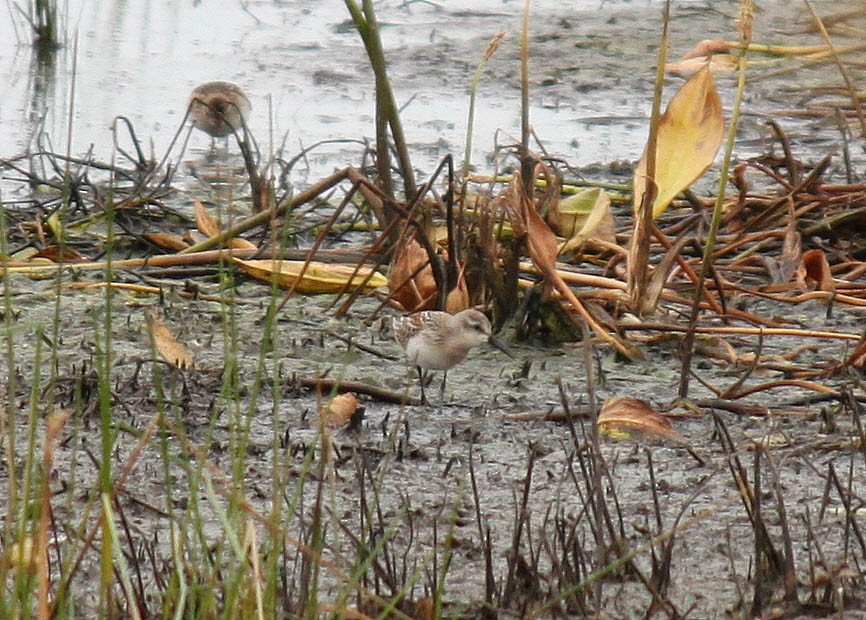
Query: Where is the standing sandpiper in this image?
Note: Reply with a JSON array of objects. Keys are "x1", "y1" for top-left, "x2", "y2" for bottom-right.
[
  {"x1": 188, "y1": 81, "x2": 251, "y2": 139},
  {"x1": 393, "y1": 309, "x2": 512, "y2": 406}
]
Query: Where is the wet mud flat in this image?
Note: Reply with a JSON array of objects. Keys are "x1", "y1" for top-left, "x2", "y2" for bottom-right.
[
  {"x1": 3, "y1": 276, "x2": 866, "y2": 617},
  {"x1": 2, "y1": 0, "x2": 866, "y2": 617}
]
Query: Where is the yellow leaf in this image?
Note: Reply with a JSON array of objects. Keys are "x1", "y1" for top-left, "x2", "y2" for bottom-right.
[
  {"x1": 144, "y1": 307, "x2": 194, "y2": 369},
  {"x1": 557, "y1": 188, "x2": 616, "y2": 255},
  {"x1": 227, "y1": 237, "x2": 257, "y2": 250},
  {"x1": 634, "y1": 63, "x2": 724, "y2": 218},
  {"x1": 193, "y1": 200, "x2": 257, "y2": 250},
  {"x1": 234, "y1": 259, "x2": 387, "y2": 294},
  {"x1": 194, "y1": 200, "x2": 221, "y2": 238},
  {"x1": 598, "y1": 396, "x2": 687, "y2": 444},
  {"x1": 46, "y1": 210, "x2": 64, "y2": 243}
]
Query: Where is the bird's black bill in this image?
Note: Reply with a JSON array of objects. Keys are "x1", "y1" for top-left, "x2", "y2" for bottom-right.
[{"x1": 487, "y1": 335, "x2": 514, "y2": 359}]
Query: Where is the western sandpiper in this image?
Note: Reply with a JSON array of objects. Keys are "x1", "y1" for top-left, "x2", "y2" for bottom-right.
[
  {"x1": 393, "y1": 308, "x2": 512, "y2": 405},
  {"x1": 188, "y1": 81, "x2": 251, "y2": 139}
]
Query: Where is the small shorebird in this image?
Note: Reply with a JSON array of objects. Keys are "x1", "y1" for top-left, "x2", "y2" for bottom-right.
[
  {"x1": 393, "y1": 309, "x2": 512, "y2": 406},
  {"x1": 188, "y1": 81, "x2": 251, "y2": 138}
]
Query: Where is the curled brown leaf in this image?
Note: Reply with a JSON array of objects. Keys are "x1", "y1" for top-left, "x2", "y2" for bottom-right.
[
  {"x1": 598, "y1": 396, "x2": 687, "y2": 444},
  {"x1": 797, "y1": 248, "x2": 834, "y2": 292}
]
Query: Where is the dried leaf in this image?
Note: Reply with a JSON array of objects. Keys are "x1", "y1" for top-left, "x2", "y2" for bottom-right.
[
  {"x1": 193, "y1": 200, "x2": 257, "y2": 250},
  {"x1": 598, "y1": 396, "x2": 687, "y2": 444},
  {"x1": 520, "y1": 176, "x2": 560, "y2": 278},
  {"x1": 45, "y1": 410, "x2": 69, "y2": 446},
  {"x1": 183, "y1": 230, "x2": 208, "y2": 246},
  {"x1": 235, "y1": 259, "x2": 387, "y2": 295},
  {"x1": 666, "y1": 40, "x2": 735, "y2": 76},
  {"x1": 228, "y1": 237, "x2": 257, "y2": 250},
  {"x1": 694, "y1": 336, "x2": 738, "y2": 364},
  {"x1": 777, "y1": 214, "x2": 802, "y2": 284},
  {"x1": 194, "y1": 200, "x2": 221, "y2": 237},
  {"x1": 319, "y1": 392, "x2": 358, "y2": 429},
  {"x1": 31, "y1": 246, "x2": 90, "y2": 263},
  {"x1": 665, "y1": 54, "x2": 737, "y2": 76},
  {"x1": 843, "y1": 339, "x2": 866, "y2": 370},
  {"x1": 143, "y1": 232, "x2": 190, "y2": 252},
  {"x1": 642, "y1": 233, "x2": 691, "y2": 313},
  {"x1": 389, "y1": 238, "x2": 438, "y2": 311},
  {"x1": 796, "y1": 248, "x2": 834, "y2": 292},
  {"x1": 682, "y1": 38, "x2": 731, "y2": 59},
  {"x1": 444, "y1": 269, "x2": 470, "y2": 312},
  {"x1": 500, "y1": 171, "x2": 642, "y2": 360},
  {"x1": 634, "y1": 63, "x2": 724, "y2": 218},
  {"x1": 388, "y1": 238, "x2": 469, "y2": 312},
  {"x1": 144, "y1": 307, "x2": 194, "y2": 369},
  {"x1": 557, "y1": 188, "x2": 616, "y2": 255},
  {"x1": 414, "y1": 597, "x2": 435, "y2": 620}
]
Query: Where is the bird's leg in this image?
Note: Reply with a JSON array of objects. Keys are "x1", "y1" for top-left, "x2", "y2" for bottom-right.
[
  {"x1": 416, "y1": 366, "x2": 429, "y2": 406},
  {"x1": 438, "y1": 371, "x2": 448, "y2": 411}
]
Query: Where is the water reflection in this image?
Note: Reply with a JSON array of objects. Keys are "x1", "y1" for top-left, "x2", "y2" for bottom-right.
[{"x1": 27, "y1": 40, "x2": 59, "y2": 148}]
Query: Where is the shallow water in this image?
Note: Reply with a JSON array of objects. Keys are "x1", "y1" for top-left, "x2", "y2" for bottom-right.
[{"x1": 2, "y1": 0, "x2": 863, "y2": 191}]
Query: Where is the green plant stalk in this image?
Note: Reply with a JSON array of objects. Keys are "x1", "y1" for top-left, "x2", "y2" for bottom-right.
[
  {"x1": 202, "y1": 471, "x2": 246, "y2": 612},
  {"x1": 11, "y1": 328, "x2": 44, "y2": 617},
  {"x1": 363, "y1": 0, "x2": 416, "y2": 202},
  {"x1": 463, "y1": 32, "x2": 504, "y2": 177},
  {"x1": 178, "y1": 441, "x2": 219, "y2": 615},
  {"x1": 145, "y1": 328, "x2": 189, "y2": 619},
  {"x1": 96, "y1": 121, "x2": 119, "y2": 615},
  {"x1": 140, "y1": 309, "x2": 210, "y2": 617},
  {"x1": 210, "y1": 195, "x2": 249, "y2": 495},
  {"x1": 40, "y1": 36, "x2": 78, "y2": 613},
  {"x1": 43, "y1": 29, "x2": 77, "y2": 465},
  {"x1": 581, "y1": 321, "x2": 605, "y2": 608},
  {"x1": 49, "y1": 477, "x2": 99, "y2": 615},
  {"x1": 463, "y1": 68, "x2": 483, "y2": 178},
  {"x1": 169, "y1": 528, "x2": 188, "y2": 620},
  {"x1": 0, "y1": 188, "x2": 19, "y2": 617},
  {"x1": 174, "y1": 192, "x2": 245, "y2": 619},
  {"x1": 519, "y1": 0, "x2": 532, "y2": 196},
  {"x1": 228, "y1": 180, "x2": 301, "y2": 613},
  {"x1": 102, "y1": 493, "x2": 142, "y2": 618},
  {"x1": 302, "y1": 431, "x2": 328, "y2": 619},
  {"x1": 262, "y1": 260, "x2": 290, "y2": 614},
  {"x1": 679, "y1": 2, "x2": 753, "y2": 397},
  {"x1": 330, "y1": 507, "x2": 414, "y2": 619},
  {"x1": 433, "y1": 481, "x2": 465, "y2": 618},
  {"x1": 344, "y1": 0, "x2": 416, "y2": 202},
  {"x1": 254, "y1": 95, "x2": 294, "y2": 617},
  {"x1": 34, "y1": 0, "x2": 58, "y2": 47},
  {"x1": 97, "y1": 196, "x2": 117, "y2": 613}
]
